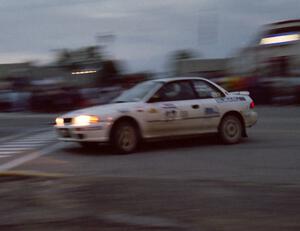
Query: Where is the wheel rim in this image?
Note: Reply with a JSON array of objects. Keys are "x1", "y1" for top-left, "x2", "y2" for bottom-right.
[
  {"x1": 223, "y1": 118, "x2": 241, "y2": 141},
  {"x1": 117, "y1": 125, "x2": 136, "y2": 152}
]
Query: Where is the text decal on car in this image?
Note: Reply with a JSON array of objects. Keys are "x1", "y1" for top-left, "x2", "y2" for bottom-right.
[{"x1": 215, "y1": 97, "x2": 245, "y2": 103}]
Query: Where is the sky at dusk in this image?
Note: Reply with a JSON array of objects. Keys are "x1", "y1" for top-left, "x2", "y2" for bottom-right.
[{"x1": 0, "y1": 0, "x2": 299, "y2": 72}]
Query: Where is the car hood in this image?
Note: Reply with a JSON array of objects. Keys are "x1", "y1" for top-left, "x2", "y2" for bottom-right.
[{"x1": 62, "y1": 102, "x2": 142, "y2": 118}]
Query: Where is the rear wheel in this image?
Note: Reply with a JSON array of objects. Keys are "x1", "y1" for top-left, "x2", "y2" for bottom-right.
[
  {"x1": 111, "y1": 121, "x2": 139, "y2": 154},
  {"x1": 219, "y1": 115, "x2": 243, "y2": 144}
]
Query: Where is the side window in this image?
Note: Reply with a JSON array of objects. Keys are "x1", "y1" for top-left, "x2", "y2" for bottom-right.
[
  {"x1": 154, "y1": 81, "x2": 197, "y2": 102},
  {"x1": 193, "y1": 80, "x2": 224, "y2": 99}
]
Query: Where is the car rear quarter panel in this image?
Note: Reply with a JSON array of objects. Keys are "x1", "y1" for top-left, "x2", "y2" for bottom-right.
[{"x1": 216, "y1": 95, "x2": 252, "y2": 122}]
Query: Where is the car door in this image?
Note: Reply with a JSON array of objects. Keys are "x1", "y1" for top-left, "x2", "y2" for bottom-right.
[
  {"x1": 190, "y1": 80, "x2": 225, "y2": 132},
  {"x1": 144, "y1": 80, "x2": 200, "y2": 138}
]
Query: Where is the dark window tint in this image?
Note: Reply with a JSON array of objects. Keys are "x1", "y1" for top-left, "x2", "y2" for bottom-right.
[
  {"x1": 192, "y1": 80, "x2": 224, "y2": 99},
  {"x1": 155, "y1": 81, "x2": 197, "y2": 102}
]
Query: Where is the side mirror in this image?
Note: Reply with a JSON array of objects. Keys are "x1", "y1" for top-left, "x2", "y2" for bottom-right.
[{"x1": 148, "y1": 94, "x2": 161, "y2": 103}]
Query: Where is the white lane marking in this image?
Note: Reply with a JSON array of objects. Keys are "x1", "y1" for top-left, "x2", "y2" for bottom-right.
[
  {"x1": 0, "y1": 128, "x2": 54, "y2": 143},
  {"x1": 0, "y1": 144, "x2": 36, "y2": 147},
  {"x1": 0, "y1": 151, "x2": 22, "y2": 155},
  {"x1": 0, "y1": 155, "x2": 10, "y2": 158},
  {"x1": 0, "y1": 144, "x2": 42, "y2": 147},
  {"x1": 0, "y1": 142, "x2": 64, "y2": 171},
  {"x1": 18, "y1": 140, "x2": 53, "y2": 143},
  {"x1": 14, "y1": 136, "x2": 55, "y2": 141},
  {"x1": 24, "y1": 135, "x2": 56, "y2": 139},
  {"x1": 14, "y1": 139, "x2": 54, "y2": 142},
  {"x1": 0, "y1": 143, "x2": 45, "y2": 146},
  {"x1": 15, "y1": 139, "x2": 55, "y2": 143},
  {"x1": 0, "y1": 131, "x2": 56, "y2": 158},
  {"x1": 0, "y1": 148, "x2": 32, "y2": 151},
  {"x1": 3, "y1": 142, "x2": 49, "y2": 146}
]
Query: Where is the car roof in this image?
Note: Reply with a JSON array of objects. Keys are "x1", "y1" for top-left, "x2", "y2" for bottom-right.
[
  {"x1": 151, "y1": 77, "x2": 208, "y2": 83},
  {"x1": 149, "y1": 76, "x2": 228, "y2": 95}
]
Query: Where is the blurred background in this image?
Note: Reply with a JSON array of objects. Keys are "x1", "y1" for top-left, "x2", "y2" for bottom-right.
[
  {"x1": 1, "y1": 3, "x2": 300, "y2": 230},
  {"x1": 1, "y1": 0, "x2": 300, "y2": 113}
]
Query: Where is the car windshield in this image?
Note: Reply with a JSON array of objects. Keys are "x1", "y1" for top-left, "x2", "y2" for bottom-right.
[{"x1": 113, "y1": 81, "x2": 162, "y2": 103}]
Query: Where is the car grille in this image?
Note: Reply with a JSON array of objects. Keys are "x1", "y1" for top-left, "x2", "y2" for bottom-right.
[
  {"x1": 58, "y1": 128, "x2": 71, "y2": 138},
  {"x1": 63, "y1": 118, "x2": 72, "y2": 124}
]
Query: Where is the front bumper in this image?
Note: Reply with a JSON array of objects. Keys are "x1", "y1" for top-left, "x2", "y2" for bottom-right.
[
  {"x1": 243, "y1": 110, "x2": 258, "y2": 127},
  {"x1": 55, "y1": 122, "x2": 111, "y2": 143}
]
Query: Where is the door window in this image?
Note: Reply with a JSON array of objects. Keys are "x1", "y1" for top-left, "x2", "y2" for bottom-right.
[
  {"x1": 192, "y1": 80, "x2": 224, "y2": 99},
  {"x1": 152, "y1": 81, "x2": 197, "y2": 102}
]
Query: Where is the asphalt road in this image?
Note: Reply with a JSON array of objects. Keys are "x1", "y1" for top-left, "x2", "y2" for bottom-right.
[
  {"x1": 1, "y1": 107, "x2": 300, "y2": 230},
  {"x1": 9, "y1": 106, "x2": 300, "y2": 185},
  {"x1": 0, "y1": 112, "x2": 57, "y2": 139}
]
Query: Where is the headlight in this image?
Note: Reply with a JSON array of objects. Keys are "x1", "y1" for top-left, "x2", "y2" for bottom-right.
[
  {"x1": 56, "y1": 117, "x2": 64, "y2": 126},
  {"x1": 73, "y1": 115, "x2": 100, "y2": 126}
]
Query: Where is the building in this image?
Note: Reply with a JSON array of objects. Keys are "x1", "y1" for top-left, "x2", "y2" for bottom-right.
[
  {"x1": 0, "y1": 61, "x2": 100, "y2": 90},
  {"x1": 0, "y1": 62, "x2": 32, "y2": 79},
  {"x1": 175, "y1": 19, "x2": 300, "y2": 79},
  {"x1": 230, "y1": 19, "x2": 300, "y2": 77},
  {"x1": 173, "y1": 20, "x2": 300, "y2": 103}
]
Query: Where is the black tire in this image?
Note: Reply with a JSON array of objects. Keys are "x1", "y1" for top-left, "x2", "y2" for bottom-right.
[
  {"x1": 111, "y1": 121, "x2": 139, "y2": 154},
  {"x1": 219, "y1": 115, "x2": 243, "y2": 144}
]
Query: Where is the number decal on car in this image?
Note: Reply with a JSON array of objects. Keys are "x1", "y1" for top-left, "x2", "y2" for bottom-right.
[
  {"x1": 180, "y1": 110, "x2": 189, "y2": 119},
  {"x1": 165, "y1": 110, "x2": 177, "y2": 121}
]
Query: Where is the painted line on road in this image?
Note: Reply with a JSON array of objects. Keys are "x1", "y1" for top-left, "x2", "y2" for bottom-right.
[
  {"x1": 0, "y1": 142, "x2": 65, "y2": 172},
  {"x1": 0, "y1": 155, "x2": 10, "y2": 158},
  {"x1": 0, "y1": 129, "x2": 53, "y2": 144},
  {"x1": 0, "y1": 151, "x2": 24, "y2": 155},
  {"x1": 2, "y1": 142, "x2": 49, "y2": 146},
  {"x1": 18, "y1": 140, "x2": 53, "y2": 143},
  {"x1": 0, "y1": 147, "x2": 34, "y2": 151}
]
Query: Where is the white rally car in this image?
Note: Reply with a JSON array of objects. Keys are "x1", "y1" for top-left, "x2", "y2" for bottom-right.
[{"x1": 55, "y1": 77, "x2": 257, "y2": 153}]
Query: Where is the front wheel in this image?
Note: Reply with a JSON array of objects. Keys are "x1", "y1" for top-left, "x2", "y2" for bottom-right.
[
  {"x1": 219, "y1": 115, "x2": 243, "y2": 144},
  {"x1": 111, "y1": 122, "x2": 139, "y2": 154}
]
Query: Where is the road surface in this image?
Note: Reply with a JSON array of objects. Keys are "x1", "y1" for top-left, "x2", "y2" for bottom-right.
[{"x1": 0, "y1": 107, "x2": 299, "y2": 230}]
